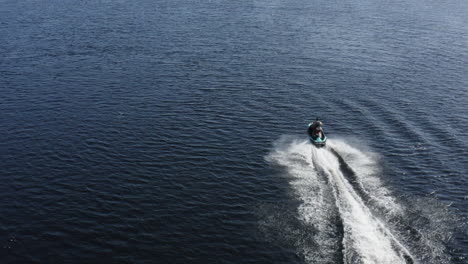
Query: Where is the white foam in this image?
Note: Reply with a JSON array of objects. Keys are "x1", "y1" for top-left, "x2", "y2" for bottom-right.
[
  {"x1": 267, "y1": 136, "x2": 414, "y2": 264},
  {"x1": 328, "y1": 138, "x2": 403, "y2": 216},
  {"x1": 266, "y1": 137, "x2": 340, "y2": 262}
]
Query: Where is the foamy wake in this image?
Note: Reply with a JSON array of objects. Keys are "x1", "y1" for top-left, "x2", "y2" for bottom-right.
[{"x1": 266, "y1": 136, "x2": 415, "y2": 264}]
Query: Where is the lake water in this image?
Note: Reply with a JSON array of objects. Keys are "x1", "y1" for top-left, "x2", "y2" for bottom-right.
[{"x1": 1, "y1": 0, "x2": 467, "y2": 263}]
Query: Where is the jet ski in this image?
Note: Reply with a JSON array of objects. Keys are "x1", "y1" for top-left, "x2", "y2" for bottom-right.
[{"x1": 307, "y1": 119, "x2": 327, "y2": 148}]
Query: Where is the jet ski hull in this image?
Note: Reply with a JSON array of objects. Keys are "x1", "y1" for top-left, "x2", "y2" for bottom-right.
[
  {"x1": 310, "y1": 136, "x2": 327, "y2": 148},
  {"x1": 307, "y1": 119, "x2": 327, "y2": 148}
]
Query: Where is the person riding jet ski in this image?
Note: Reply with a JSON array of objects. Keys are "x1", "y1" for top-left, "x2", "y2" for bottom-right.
[{"x1": 307, "y1": 119, "x2": 327, "y2": 147}]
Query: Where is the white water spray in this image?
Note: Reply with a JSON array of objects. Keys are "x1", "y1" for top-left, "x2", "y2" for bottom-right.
[{"x1": 267, "y1": 136, "x2": 415, "y2": 264}]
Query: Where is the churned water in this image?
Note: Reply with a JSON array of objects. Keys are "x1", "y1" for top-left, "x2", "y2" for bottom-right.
[{"x1": 1, "y1": 0, "x2": 466, "y2": 263}]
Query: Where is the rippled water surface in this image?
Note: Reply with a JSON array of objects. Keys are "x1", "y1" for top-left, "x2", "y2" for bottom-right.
[{"x1": 1, "y1": 0, "x2": 467, "y2": 263}]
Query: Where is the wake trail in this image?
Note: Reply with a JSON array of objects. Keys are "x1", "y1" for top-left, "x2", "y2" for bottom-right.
[
  {"x1": 266, "y1": 137, "x2": 416, "y2": 264},
  {"x1": 312, "y1": 146, "x2": 414, "y2": 264},
  {"x1": 329, "y1": 147, "x2": 372, "y2": 203}
]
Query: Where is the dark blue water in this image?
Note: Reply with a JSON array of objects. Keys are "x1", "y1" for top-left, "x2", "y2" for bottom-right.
[{"x1": 1, "y1": 0, "x2": 467, "y2": 263}]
